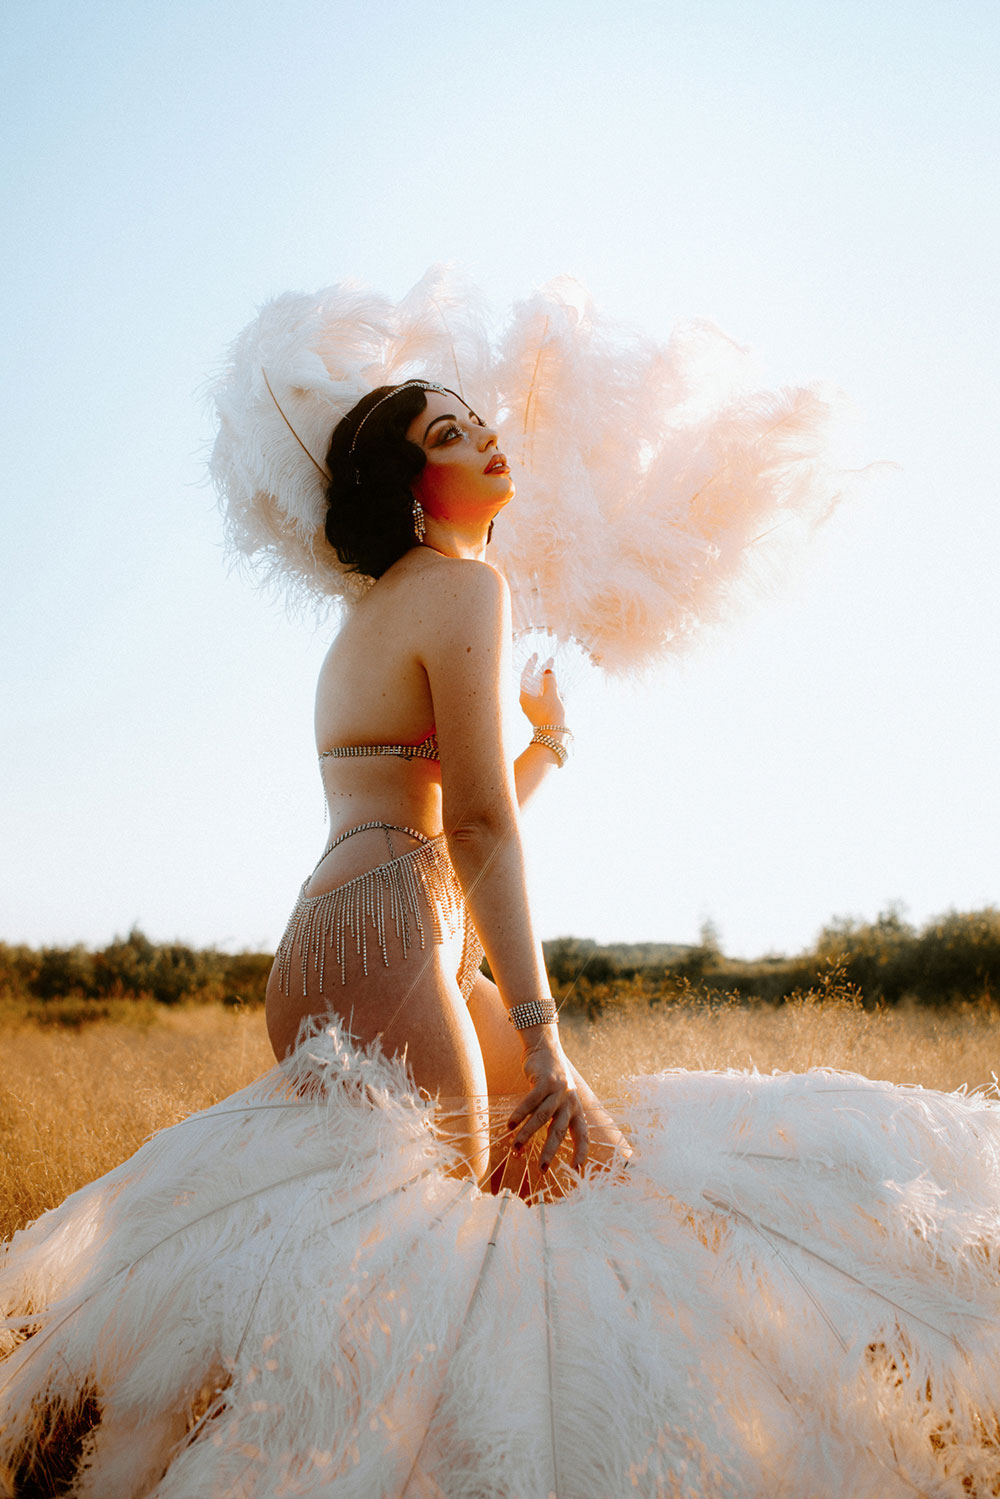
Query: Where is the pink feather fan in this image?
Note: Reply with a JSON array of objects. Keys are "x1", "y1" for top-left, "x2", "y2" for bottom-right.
[
  {"x1": 210, "y1": 268, "x2": 846, "y2": 672},
  {"x1": 489, "y1": 281, "x2": 845, "y2": 673}
]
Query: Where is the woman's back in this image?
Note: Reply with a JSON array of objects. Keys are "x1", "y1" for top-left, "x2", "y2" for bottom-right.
[
  {"x1": 315, "y1": 552, "x2": 439, "y2": 750},
  {"x1": 313, "y1": 552, "x2": 449, "y2": 861}
]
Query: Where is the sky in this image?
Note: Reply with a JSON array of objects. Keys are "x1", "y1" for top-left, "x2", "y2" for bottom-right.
[{"x1": 2, "y1": 0, "x2": 998, "y2": 961}]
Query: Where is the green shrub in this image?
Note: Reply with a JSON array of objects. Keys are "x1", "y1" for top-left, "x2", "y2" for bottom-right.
[
  {"x1": 911, "y1": 909, "x2": 1000, "y2": 1004},
  {"x1": 94, "y1": 929, "x2": 227, "y2": 1007},
  {"x1": 220, "y1": 952, "x2": 273, "y2": 1007},
  {"x1": 28, "y1": 946, "x2": 98, "y2": 1001},
  {"x1": 812, "y1": 906, "x2": 1000, "y2": 1007},
  {"x1": 0, "y1": 943, "x2": 43, "y2": 1002}
]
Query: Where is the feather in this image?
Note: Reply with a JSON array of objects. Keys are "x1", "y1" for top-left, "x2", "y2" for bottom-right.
[
  {"x1": 209, "y1": 270, "x2": 851, "y2": 669},
  {"x1": 538, "y1": 1201, "x2": 563, "y2": 1499},
  {"x1": 4, "y1": 1024, "x2": 1000, "y2": 1495},
  {"x1": 260, "y1": 368, "x2": 331, "y2": 482},
  {"x1": 397, "y1": 1189, "x2": 510, "y2": 1497}
]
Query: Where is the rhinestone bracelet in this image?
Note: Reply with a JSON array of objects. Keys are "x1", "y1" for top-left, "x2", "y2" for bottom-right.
[
  {"x1": 530, "y1": 729, "x2": 568, "y2": 767},
  {"x1": 508, "y1": 998, "x2": 559, "y2": 1030},
  {"x1": 534, "y1": 724, "x2": 574, "y2": 739}
]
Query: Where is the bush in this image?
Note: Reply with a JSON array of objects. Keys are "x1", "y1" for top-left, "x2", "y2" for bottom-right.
[
  {"x1": 219, "y1": 952, "x2": 273, "y2": 1008},
  {"x1": 0, "y1": 944, "x2": 42, "y2": 1003},
  {"x1": 912, "y1": 909, "x2": 1000, "y2": 1004},
  {"x1": 0, "y1": 929, "x2": 272, "y2": 1023},
  {"x1": 544, "y1": 937, "x2": 619, "y2": 989},
  {"x1": 28, "y1": 946, "x2": 98, "y2": 1001},
  {"x1": 93, "y1": 929, "x2": 227, "y2": 1007},
  {"x1": 813, "y1": 906, "x2": 1000, "y2": 1007}
]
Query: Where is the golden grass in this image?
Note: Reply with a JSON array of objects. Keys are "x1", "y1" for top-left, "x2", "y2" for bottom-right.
[
  {"x1": 3, "y1": 994, "x2": 999, "y2": 1242},
  {"x1": 559, "y1": 991, "x2": 1000, "y2": 1096},
  {"x1": 0, "y1": 1007, "x2": 275, "y2": 1243}
]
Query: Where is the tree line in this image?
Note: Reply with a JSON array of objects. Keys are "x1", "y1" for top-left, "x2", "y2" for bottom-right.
[
  {"x1": 539, "y1": 905, "x2": 1000, "y2": 1014},
  {"x1": 0, "y1": 930, "x2": 271, "y2": 1020},
  {"x1": 1, "y1": 906, "x2": 998, "y2": 1026}
]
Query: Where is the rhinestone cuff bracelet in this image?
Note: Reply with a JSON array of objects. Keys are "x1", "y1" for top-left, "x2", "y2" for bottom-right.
[
  {"x1": 530, "y1": 730, "x2": 568, "y2": 767},
  {"x1": 508, "y1": 998, "x2": 559, "y2": 1030}
]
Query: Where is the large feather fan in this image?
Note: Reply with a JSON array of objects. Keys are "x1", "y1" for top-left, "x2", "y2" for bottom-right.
[{"x1": 210, "y1": 269, "x2": 846, "y2": 671}]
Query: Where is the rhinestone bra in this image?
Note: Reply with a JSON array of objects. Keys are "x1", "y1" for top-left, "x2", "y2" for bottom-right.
[{"x1": 318, "y1": 732, "x2": 440, "y2": 764}]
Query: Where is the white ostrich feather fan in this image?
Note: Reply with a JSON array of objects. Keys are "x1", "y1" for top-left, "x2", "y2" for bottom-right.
[{"x1": 210, "y1": 268, "x2": 846, "y2": 673}]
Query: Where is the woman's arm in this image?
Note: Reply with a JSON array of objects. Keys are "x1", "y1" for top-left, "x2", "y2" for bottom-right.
[
  {"x1": 418, "y1": 558, "x2": 588, "y2": 1170},
  {"x1": 513, "y1": 655, "x2": 571, "y2": 810}
]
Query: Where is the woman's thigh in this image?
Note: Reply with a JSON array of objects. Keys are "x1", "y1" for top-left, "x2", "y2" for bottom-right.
[{"x1": 266, "y1": 927, "x2": 489, "y2": 1180}]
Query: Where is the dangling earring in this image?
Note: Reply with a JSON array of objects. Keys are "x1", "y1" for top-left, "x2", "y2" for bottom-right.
[
  {"x1": 412, "y1": 497, "x2": 426, "y2": 542},
  {"x1": 487, "y1": 520, "x2": 494, "y2": 545}
]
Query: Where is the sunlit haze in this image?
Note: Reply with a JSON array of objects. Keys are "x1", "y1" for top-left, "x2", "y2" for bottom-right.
[{"x1": 2, "y1": 0, "x2": 998, "y2": 959}]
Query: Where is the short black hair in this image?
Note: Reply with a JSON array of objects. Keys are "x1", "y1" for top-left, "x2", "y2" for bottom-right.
[{"x1": 324, "y1": 383, "x2": 431, "y2": 580}]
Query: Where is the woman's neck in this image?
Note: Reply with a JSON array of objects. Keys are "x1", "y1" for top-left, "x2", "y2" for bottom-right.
[
  {"x1": 418, "y1": 507, "x2": 496, "y2": 560},
  {"x1": 420, "y1": 541, "x2": 486, "y2": 560},
  {"x1": 418, "y1": 521, "x2": 491, "y2": 560}
]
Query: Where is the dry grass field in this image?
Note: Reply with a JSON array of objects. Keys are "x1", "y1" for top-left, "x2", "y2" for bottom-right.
[{"x1": 3, "y1": 992, "x2": 999, "y2": 1243}]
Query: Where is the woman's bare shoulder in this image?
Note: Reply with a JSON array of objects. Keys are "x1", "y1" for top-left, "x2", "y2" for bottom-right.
[{"x1": 380, "y1": 551, "x2": 509, "y2": 624}]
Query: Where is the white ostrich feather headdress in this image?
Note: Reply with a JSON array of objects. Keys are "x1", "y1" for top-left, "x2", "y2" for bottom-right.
[{"x1": 210, "y1": 267, "x2": 846, "y2": 672}]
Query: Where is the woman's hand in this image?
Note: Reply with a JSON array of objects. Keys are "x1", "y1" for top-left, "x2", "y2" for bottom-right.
[
  {"x1": 519, "y1": 653, "x2": 566, "y2": 731},
  {"x1": 507, "y1": 1024, "x2": 589, "y2": 1173}
]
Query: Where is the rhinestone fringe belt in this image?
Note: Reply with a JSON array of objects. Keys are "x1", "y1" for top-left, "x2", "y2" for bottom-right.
[{"x1": 275, "y1": 834, "x2": 483, "y2": 1000}]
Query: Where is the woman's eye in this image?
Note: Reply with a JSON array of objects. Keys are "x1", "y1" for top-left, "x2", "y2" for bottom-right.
[{"x1": 439, "y1": 424, "x2": 464, "y2": 443}]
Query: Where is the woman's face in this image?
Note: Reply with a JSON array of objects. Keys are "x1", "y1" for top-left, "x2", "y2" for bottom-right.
[{"x1": 407, "y1": 390, "x2": 514, "y2": 524}]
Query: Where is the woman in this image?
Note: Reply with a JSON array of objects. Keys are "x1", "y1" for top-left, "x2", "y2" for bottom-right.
[
  {"x1": 4, "y1": 282, "x2": 1000, "y2": 1497},
  {"x1": 265, "y1": 378, "x2": 618, "y2": 1189}
]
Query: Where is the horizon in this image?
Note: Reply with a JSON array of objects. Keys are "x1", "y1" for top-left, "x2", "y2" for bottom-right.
[{"x1": 4, "y1": 899, "x2": 994, "y2": 968}]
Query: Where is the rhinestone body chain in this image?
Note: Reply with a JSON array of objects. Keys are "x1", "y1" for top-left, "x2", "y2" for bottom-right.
[{"x1": 274, "y1": 822, "x2": 483, "y2": 999}]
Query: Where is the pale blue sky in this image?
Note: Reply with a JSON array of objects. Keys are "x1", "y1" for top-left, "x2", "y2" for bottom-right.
[{"x1": 3, "y1": 0, "x2": 998, "y2": 958}]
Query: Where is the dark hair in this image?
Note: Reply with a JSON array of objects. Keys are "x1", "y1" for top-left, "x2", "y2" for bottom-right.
[{"x1": 324, "y1": 383, "x2": 431, "y2": 580}]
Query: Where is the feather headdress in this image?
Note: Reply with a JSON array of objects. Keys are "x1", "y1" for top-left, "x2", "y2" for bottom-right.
[{"x1": 210, "y1": 269, "x2": 846, "y2": 671}]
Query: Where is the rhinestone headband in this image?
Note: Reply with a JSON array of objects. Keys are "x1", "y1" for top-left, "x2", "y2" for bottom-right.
[{"x1": 347, "y1": 380, "x2": 450, "y2": 458}]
